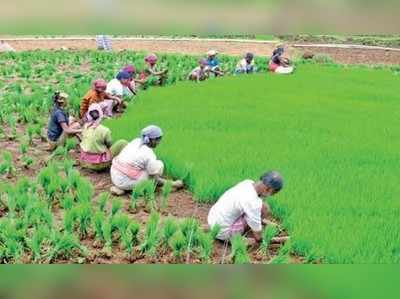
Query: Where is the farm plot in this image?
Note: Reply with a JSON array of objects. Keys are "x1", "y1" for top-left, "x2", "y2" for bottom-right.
[
  {"x1": 107, "y1": 64, "x2": 400, "y2": 263},
  {"x1": 0, "y1": 50, "x2": 291, "y2": 264}
]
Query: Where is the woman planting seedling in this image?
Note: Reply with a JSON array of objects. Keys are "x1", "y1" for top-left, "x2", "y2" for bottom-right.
[
  {"x1": 188, "y1": 59, "x2": 210, "y2": 82},
  {"x1": 120, "y1": 64, "x2": 138, "y2": 95},
  {"x1": 208, "y1": 170, "x2": 288, "y2": 246},
  {"x1": 269, "y1": 46, "x2": 294, "y2": 74},
  {"x1": 110, "y1": 125, "x2": 183, "y2": 196},
  {"x1": 206, "y1": 50, "x2": 224, "y2": 77},
  {"x1": 80, "y1": 79, "x2": 121, "y2": 120},
  {"x1": 46, "y1": 91, "x2": 81, "y2": 151},
  {"x1": 235, "y1": 52, "x2": 257, "y2": 74},
  {"x1": 79, "y1": 105, "x2": 128, "y2": 171},
  {"x1": 139, "y1": 54, "x2": 168, "y2": 88},
  {"x1": 106, "y1": 71, "x2": 132, "y2": 109}
]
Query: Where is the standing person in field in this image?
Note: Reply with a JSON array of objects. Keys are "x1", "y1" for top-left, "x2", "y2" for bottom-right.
[
  {"x1": 110, "y1": 125, "x2": 183, "y2": 195},
  {"x1": 269, "y1": 46, "x2": 294, "y2": 74},
  {"x1": 80, "y1": 79, "x2": 121, "y2": 120},
  {"x1": 206, "y1": 50, "x2": 224, "y2": 77},
  {"x1": 79, "y1": 104, "x2": 128, "y2": 171},
  {"x1": 188, "y1": 58, "x2": 210, "y2": 82},
  {"x1": 208, "y1": 171, "x2": 285, "y2": 244},
  {"x1": 139, "y1": 54, "x2": 168, "y2": 88},
  {"x1": 47, "y1": 91, "x2": 81, "y2": 151},
  {"x1": 235, "y1": 52, "x2": 257, "y2": 74},
  {"x1": 106, "y1": 71, "x2": 133, "y2": 108}
]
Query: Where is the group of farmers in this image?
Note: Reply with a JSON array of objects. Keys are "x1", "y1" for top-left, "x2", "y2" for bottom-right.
[{"x1": 46, "y1": 46, "x2": 291, "y2": 246}]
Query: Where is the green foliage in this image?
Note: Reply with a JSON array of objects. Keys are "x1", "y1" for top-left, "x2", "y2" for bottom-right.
[
  {"x1": 140, "y1": 211, "x2": 160, "y2": 257},
  {"x1": 107, "y1": 65, "x2": 400, "y2": 263},
  {"x1": 161, "y1": 180, "x2": 173, "y2": 211},
  {"x1": 97, "y1": 192, "x2": 109, "y2": 212},
  {"x1": 94, "y1": 211, "x2": 105, "y2": 241},
  {"x1": 170, "y1": 231, "x2": 186, "y2": 260},
  {"x1": 161, "y1": 217, "x2": 178, "y2": 247},
  {"x1": 259, "y1": 224, "x2": 279, "y2": 255},
  {"x1": 197, "y1": 231, "x2": 214, "y2": 263},
  {"x1": 230, "y1": 234, "x2": 251, "y2": 264},
  {"x1": 76, "y1": 203, "x2": 93, "y2": 239},
  {"x1": 0, "y1": 151, "x2": 15, "y2": 176},
  {"x1": 111, "y1": 198, "x2": 123, "y2": 217}
]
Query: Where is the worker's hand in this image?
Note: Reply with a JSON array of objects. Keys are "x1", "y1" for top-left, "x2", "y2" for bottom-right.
[{"x1": 262, "y1": 219, "x2": 278, "y2": 226}]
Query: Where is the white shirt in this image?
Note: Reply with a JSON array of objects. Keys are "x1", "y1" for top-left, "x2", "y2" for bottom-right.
[
  {"x1": 236, "y1": 58, "x2": 254, "y2": 71},
  {"x1": 208, "y1": 180, "x2": 263, "y2": 233},
  {"x1": 106, "y1": 79, "x2": 124, "y2": 97},
  {"x1": 116, "y1": 138, "x2": 163, "y2": 175}
]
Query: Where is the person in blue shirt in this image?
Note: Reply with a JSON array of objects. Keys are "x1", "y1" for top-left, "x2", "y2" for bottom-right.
[
  {"x1": 47, "y1": 91, "x2": 81, "y2": 151},
  {"x1": 206, "y1": 50, "x2": 224, "y2": 77}
]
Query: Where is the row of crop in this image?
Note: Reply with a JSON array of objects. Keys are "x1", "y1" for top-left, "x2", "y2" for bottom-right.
[{"x1": 0, "y1": 157, "x2": 289, "y2": 264}]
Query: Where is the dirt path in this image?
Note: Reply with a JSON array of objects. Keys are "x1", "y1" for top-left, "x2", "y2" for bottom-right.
[{"x1": 3, "y1": 37, "x2": 400, "y2": 65}]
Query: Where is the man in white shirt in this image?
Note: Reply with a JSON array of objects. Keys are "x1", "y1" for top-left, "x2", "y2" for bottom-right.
[{"x1": 208, "y1": 171, "x2": 283, "y2": 243}]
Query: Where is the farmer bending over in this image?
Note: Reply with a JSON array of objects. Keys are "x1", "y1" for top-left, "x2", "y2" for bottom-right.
[
  {"x1": 269, "y1": 46, "x2": 294, "y2": 74},
  {"x1": 47, "y1": 92, "x2": 81, "y2": 151},
  {"x1": 106, "y1": 71, "x2": 132, "y2": 109},
  {"x1": 121, "y1": 65, "x2": 138, "y2": 96},
  {"x1": 79, "y1": 104, "x2": 128, "y2": 171},
  {"x1": 110, "y1": 125, "x2": 183, "y2": 195},
  {"x1": 80, "y1": 79, "x2": 121, "y2": 120},
  {"x1": 207, "y1": 50, "x2": 224, "y2": 77},
  {"x1": 235, "y1": 52, "x2": 257, "y2": 74},
  {"x1": 208, "y1": 171, "x2": 285, "y2": 244},
  {"x1": 139, "y1": 54, "x2": 168, "y2": 88},
  {"x1": 188, "y1": 59, "x2": 210, "y2": 82}
]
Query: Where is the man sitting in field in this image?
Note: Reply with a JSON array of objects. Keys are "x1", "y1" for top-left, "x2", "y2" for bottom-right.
[{"x1": 208, "y1": 171, "x2": 285, "y2": 244}]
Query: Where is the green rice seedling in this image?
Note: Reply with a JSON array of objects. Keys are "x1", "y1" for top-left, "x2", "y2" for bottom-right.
[
  {"x1": 65, "y1": 138, "x2": 78, "y2": 153},
  {"x1": 59, "y1": 178, "x2": 69, "y2": 194},
  {"x1": 94, "y1": 211, "x2": 105, "y2": 242},
  {"x1": 19, "y1": 142, "x2": 28, "y2": 155},
  {"x1": 259, "y1": 224, "x2": 279, "y2": 256},
  {"x1": 27, "y1": 125, "x2": 35, "y2": 145},
  {"x1": 142, "y1": 180, "x2": 157, "y2": 211},
  {"x1": 170, "y1": 231, "x2": 186, "y2": 261},
  {"x1": 197, "y1": 231, "x2": 214, "y2": 263},
  {"x1": 48, "y1": 232, "x2": 88, "y2": 263},
  {"x1": 130, "y1": 189, "x2": 140, "y2": 211},
  {"x1": 140, "y1": 211, "x2": 160, "y2": 257},
  {"x1": 21, "y1": 155, "x2": 34, "y2": 169},
  {"x1": 76, "y1": 203, "x2": 93, "y2": 239},
  {"x1": 112, "y1": 213, "x2": 130, "y2": 241},
  {"x1": 60, "y1": 194, "x2": 74, "y2": 210},
  {"x1": 161, "y1": 217, "x2": 178, "y2": 248},
  {"x1": 128, "y1": 221, "x2": 140, "y2": 248},
  {"x1": 180, "y1": 218, "x2": 200, "y2": 249},
  {"x1": 209, "y1": 224, "x2": 221, "y2": 240},
  {"x1": 7, "y1": 115, "x2": 17, "y2": 140},
  {"x1": 64, "y1": 208, "x2": 77, "y2": 234},
  {"x1": 230, "y1": 234, "x2": 251, "y2": 264},
  {"x1": 27, "y1": 226, "x2": 50, "y2": 263},
  {"x1": 97, "y1": 192, "x2": 109, "y2": 212},
  {"x1": 102, "y1": 221, "x2": 113, "y2": 256},
  {"x1": 161, "y1": 180, "x2": 173, "y2": 211},
  {"x1": 111, "y1": 198, "x2": 123, "y2": 217},
  {"x1": 63, "y1": 159, "x2": 75, "y2": 176},
  {"x1": 67, "y1": 169, "x2": 81, "y2": 190},
  {"x1": 0, "y1": 151, "x2": 15, "y2": 177},
  {"x1": 4, "y1": 238, "x2": 24, "y2": 264},
  {"x1": 75, "y1": 178, "x2": 93, "y2": 204}
]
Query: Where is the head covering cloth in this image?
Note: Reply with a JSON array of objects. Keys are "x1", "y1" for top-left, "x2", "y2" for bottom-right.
[{"x1": 141, "y1": 125, "x2": 163, "y2": 145}]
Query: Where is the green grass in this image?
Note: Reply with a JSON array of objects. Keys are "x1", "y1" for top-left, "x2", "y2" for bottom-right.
[{"x1": 107, "y1": 64, "x2": 400, "y2": 263}]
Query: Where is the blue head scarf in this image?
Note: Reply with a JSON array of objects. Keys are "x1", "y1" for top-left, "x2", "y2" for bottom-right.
[
  {"x1": 116, "y1": 70, "x2": 132, "y2": 81},
  {"x1": 141, "y1": 125, "x2": 163, "y2": 145}
]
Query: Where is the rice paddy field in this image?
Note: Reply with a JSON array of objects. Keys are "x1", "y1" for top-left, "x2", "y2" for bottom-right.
[
  {"x1": 107, "y1": 64, "x2": 400, "y2": 263},
  {"x1": 0, "y1": 49, "x2": 399, "y2": 263}
]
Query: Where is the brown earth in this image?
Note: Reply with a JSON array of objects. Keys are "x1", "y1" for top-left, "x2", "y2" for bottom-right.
[
  {"x1": 4, "y1": 38, "x2": 400, "y2": 65},
  {"x1": 0, "y1": 123, "x2": 298, "y2": 264}
]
